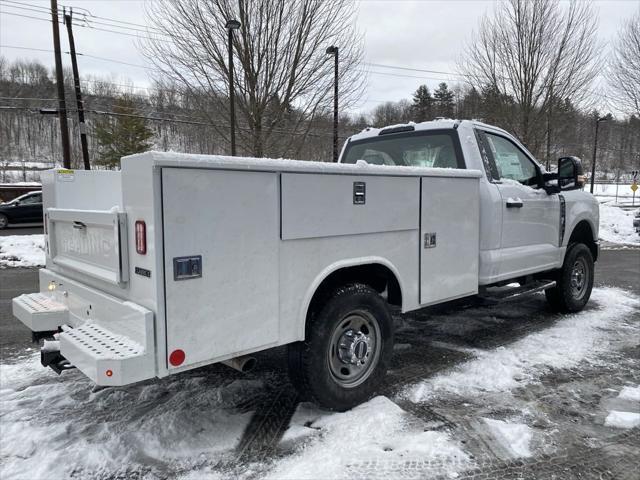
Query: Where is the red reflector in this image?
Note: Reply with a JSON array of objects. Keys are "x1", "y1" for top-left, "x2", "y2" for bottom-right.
[
  {"x1": 169, "y1": 349, "x2": 185, "y2": 366},
  {"x1": 135, "y1": 220, "x2": 147, "y2": 255},
  {"x1": 105, "y1": 369, "x2": 113, "y2": 377}
]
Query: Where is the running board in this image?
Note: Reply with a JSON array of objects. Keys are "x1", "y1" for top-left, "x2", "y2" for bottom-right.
[{"x1": 479, "y1": 280, "x2": 556, "y2": 304}]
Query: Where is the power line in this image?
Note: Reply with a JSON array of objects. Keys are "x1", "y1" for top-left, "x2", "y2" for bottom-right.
[
  {"x1": 0, "y1": 11, "x2": 51, "y2": 23},
  {"x1": 0, "y1": 96, "x2": 58, "y2": 101},
  {"x1": 0, "y1": 105, "x2": 347, "y2": 139},
  {"x1": 0, "y1": 44, "x2": 155, "y2": 70},
  {"x1": 2, "y1": 0, "x2": 50, "y2": 13},
  {"x1": 365, "y1": 62, "x2": 466, "y2": 78},
  {"x1": 0, "y1": 44, "x2": 54, "y2": 53}
]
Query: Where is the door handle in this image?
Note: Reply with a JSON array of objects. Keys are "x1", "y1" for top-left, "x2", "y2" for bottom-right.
[{"x1": 506, "y1": 198, "x2": 523, "y2": 208}]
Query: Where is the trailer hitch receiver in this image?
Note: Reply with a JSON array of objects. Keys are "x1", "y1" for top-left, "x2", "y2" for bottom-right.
[{"x1": 40, "y1": 340, "x2": 75, "y2": 375}]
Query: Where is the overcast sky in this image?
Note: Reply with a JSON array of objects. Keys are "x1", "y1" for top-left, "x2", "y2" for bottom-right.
[{"x1": 1, "y1": 0, "x2": 638, "y2": 115}]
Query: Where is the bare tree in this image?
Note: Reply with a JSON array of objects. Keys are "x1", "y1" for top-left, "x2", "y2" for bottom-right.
[
  {"x1": 142, "y1": 0, "x2": 365, "y2": 158},
  {"x1": 459, "y1": 0, "x2": 599, "y2": 154},
  {"x1": 369, "y1": 100, "x2": 412, "y2": 126},
  {"x1": 608, "y1": 8, "x2": 640, "y2": 117}
]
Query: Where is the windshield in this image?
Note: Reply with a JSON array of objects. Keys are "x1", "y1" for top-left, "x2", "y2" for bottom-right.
[{"x1": 341, "y1": 131, "x2": 464, "y2": 169}]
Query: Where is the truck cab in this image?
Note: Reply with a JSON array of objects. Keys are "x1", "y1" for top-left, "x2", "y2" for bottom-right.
[{"x1": 339, "y1": 120, "x2": 599, "y2": 287}]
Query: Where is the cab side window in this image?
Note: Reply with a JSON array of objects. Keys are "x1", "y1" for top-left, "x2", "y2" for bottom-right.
[
  {"x1": 20, "y1": 193, "x2": 42, "y2": 205},
  {"x1": 484, "y1": 133, "x2": 538, "y2": 185}
]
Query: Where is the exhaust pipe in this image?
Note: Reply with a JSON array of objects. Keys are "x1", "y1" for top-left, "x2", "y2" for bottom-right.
[{"x1": 222, "y1": 355, "x2": 257, "y2": 373}]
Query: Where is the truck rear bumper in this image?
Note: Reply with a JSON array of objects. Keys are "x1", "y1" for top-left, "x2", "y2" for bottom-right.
[
  {"x1": 12, "y1": 269, "x2": 156, "y2": 386},
  {"x1": 12, "y1": 292, "x2": 68, "y2": 332}
]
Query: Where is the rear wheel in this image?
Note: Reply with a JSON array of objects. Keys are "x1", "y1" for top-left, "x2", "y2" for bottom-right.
[
  {"x1": 288, "y1": 283, "x2": 393, "y2": 411},
  {"x1": 0, "y1": 214, "x2": 7, "y2": 229},
  {"x1": 545, "y1": 243, "x2": 594, "y2": 313}
]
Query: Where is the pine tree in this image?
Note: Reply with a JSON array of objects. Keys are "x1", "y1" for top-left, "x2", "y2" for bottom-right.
[
  {"x1": 433, "y1": 82, "x2": 455, "y2": 119},
  {"x1": 411, "y1": 84, "x2": 433, "y2": 122},
  {"x1": 94, "y1": 96, "x2": 154, "y2": 168}
]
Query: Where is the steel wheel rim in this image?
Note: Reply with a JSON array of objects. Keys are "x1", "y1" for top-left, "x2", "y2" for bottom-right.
[
  {"x1": 570, "y1": 257, "x2": 589, "y2": 300},
  {"x1": 0, "y1": 216, "x2": 6, "y2": 228},
  {"x1": 327, "y1": 310, "x2": 381, "y2": 388}
]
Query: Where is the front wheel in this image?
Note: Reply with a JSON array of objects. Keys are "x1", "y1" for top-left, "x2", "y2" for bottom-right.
[
  {"x1": 288, "y1": 283, "x2": 394, "y2": 411},
  {"x1": 545, "y1": 243, "x2": 594, "y2": 313},
  {"x1": 0, "y1": 214, "x2": 7, "y2": 229}
]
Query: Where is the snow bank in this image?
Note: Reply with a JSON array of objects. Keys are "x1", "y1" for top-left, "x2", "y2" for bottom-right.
[
  {"x1": 0, "y1": 234, "x2": 45, "y2": 268},
  {"x1": 267, "y1": 396, "x2": 470, "y2": 479},
  {"x1": 408, "y1": 288, "x2": 640, "y2": 402},
  {"x1": 599, "y1": 203, "x2": 639, "y2": 245},
  {"x1": 604, "y1": 411, "x2": 640, "y2": 429},
  {"x1": 482, "y1": 418, "x2": 533, "y2": 458}
]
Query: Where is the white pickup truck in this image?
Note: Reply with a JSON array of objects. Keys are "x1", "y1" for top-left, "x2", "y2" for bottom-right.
[{"x1": 12, "y1": 119, "x2": 599, "y2": 411}]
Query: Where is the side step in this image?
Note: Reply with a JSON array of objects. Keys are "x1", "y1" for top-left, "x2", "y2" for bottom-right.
[
  {"x1": 12, "y1": 293, "x2": 68, "y2": 332},
  {"x1": 59, "y1": 323, "x2": 155, "y2": 386},
  {"x1": 479, "y1": 280, "x2": 556, "y2": 304}
]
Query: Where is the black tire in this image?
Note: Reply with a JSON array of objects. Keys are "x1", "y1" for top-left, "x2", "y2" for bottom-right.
[
  {"x1": 0, "y1": 214, "x2": 7, "y2": 230},
  {"x1": 545, "y1": 243, "x2": 594, "y2": 313},
  {"x1": 288, "y1": 283, "x2": 394, "y2": 411}
]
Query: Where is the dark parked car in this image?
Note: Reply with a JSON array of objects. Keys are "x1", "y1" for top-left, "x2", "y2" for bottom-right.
[{"x1": 0, "y1": 191, "x2": 43, "y2": 229}]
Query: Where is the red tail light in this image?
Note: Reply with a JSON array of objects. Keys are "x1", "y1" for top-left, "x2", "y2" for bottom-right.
[{"x1": 135, "y1": 220, "x2": 147, "y2": 255}]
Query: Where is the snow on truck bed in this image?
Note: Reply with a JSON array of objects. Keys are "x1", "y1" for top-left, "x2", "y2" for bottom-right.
[{"x1": 123, "y1": 151, "x2": 483, "y2": 178}]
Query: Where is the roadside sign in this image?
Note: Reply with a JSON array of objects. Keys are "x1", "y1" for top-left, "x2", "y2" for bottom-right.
[{"x1": 632, "y1": 182, "x2": 638, "y2": 193}]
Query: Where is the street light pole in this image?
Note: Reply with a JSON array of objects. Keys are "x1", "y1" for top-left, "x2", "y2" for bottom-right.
[
  {"x1": 590, "y1": 116, "x2": 608, "y2": 194},
  {"x1": 225, "y1": 19, "x2": 241, "y2": 157},
  {"x1": 326, "y1": 46, "x2": 339, "y2": 162}
]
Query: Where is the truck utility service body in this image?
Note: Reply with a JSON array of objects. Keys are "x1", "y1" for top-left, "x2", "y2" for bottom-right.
[{"x1": 13, "y1": 120, "x2": 599, "y2": 410}]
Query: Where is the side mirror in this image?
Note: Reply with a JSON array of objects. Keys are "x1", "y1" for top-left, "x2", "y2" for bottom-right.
[{"x1": 558, "y1": 156, "x2": 585, "y2": 191}]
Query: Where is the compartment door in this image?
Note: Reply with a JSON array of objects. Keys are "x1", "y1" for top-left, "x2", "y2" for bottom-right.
[
  {"x1": 420, "y1": 177, "x2": 479, "y2": 305},
  {"x1": 162, "y1": 168, "x2": 279, "y2": 369}
]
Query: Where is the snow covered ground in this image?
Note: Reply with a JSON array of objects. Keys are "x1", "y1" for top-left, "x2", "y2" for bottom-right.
[
  {"x1": 0, "y1": 235, "x2": 45, "y2": 268},
  {"x1": 407, "y1": 288, "x2": 639, "y2": 401},
  {"x1": 1, "y1": 287, "x2": 638, "y2": 480},
  {"x1": 590, "y1": 182, "x2": 637, "y2": 199}
]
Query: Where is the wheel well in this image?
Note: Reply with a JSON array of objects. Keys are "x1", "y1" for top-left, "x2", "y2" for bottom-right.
[
  {"x1": 568, "y1": 220, "x2": 598, "y2": 261},
  {"x1": 307, "y1": 264, "x2": 402, "y2": 320}
]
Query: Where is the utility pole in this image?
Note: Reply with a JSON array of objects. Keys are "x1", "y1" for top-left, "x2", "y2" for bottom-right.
[
  {"x1": 51, "y1": 0, "x2": 71, "y2": 168},
  {"x1": 326, "y1": 46, "x2": 339, "y2": 162},
  {"x1": 64, "y1": 9, "x2": 90, "y2": 170}
]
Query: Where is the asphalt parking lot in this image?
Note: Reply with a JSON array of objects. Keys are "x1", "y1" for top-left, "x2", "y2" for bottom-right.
[
  {"x1": 0, "y1": 226, "x2": 43, "y2": 237},
  {"x1": 1, "y1": 249, "x2": 639, "y2": 479}
]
